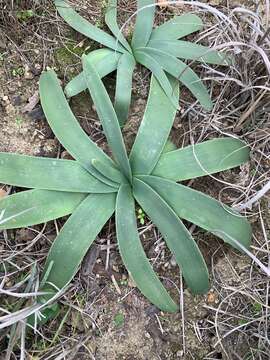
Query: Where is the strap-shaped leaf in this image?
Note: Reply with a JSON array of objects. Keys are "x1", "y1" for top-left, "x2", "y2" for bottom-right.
[
  {"x1": 40, "y1": 70, "x2": 117, "y2": 184},
  {"x1": 133, "y1": 178, "x2": 209, "y2": 294},
  {"x1": 0, "y1": 190, "x2": 86, "y2": 230},
  {"x1": 150, "y1": 13, "x2": 203, "y2": 41},
  {"x1": 42, "y1": 193, "x2": 115, "y2": 293},
  {"x1": 115, "y1": 52, "x2": 136, "y2": 127},
  {"x1": 116, "y1": 185, "x2": 178, "y2": 312},
  {"x1": 139, "y1": 47, "x2": 213, "y2": 110},
  {"x1": 105, "y1": 0, "x2": 132, "y2": 53},
  {"x1": 153, "y1": 138, "x2": 250, "y2": 181},
  {"x1": 83, "y1": 56, "x2": 132, "y2": 182},
  {"x1": 135, "y1": 50, "x2": 179, "y2": 108},
  {"x1": 148, "y1": 40, "x2": 233, "y2": 66},
  {"x1": 54, "y1": 0, "x2": 125, "y2": 52},
  {"x1": 92, "y1": 159, "x2": 127, "y2": 184},
  {"x1": 0, "y1": 153, "x2": 116, "y2": 193},
  {"x1": 130, "y1": 75, "x2": 179, "y2": 175},
  {"x1": 65, "y1": 49, "x2": 121, "y2": 98},
  {"x1": 132, "y1": 0, "x2": 155, "y2": 49},
  {"x1": 138, "y1": 175, "x2": 252, "y2": 250}
]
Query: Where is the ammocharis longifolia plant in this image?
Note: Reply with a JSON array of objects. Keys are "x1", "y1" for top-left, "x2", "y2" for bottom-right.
[{"x1": 0, "y1": 56, "x2": 250, "y2": 322}]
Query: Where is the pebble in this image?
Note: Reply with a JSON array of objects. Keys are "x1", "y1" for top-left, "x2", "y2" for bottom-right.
[
  {"x1": 170, "y1": 255, "x2": 177, "y2": 267},
  {"x1": 28, "y1": 106, "x2": 45, "y2": 121},
  {"x1": 177, "y1": 350, "x2": 184, "y2": 357},
  {"x1": 24, "y1": 64, "x2": 34, "y2": 80},
  {"x1": 12, "y1": 95, "x2": 22, "y2": 106}
]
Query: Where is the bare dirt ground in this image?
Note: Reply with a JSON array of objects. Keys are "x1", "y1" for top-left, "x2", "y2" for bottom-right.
[{"x1": 0, "y1": 0, "x2": 269, "y2": 359}]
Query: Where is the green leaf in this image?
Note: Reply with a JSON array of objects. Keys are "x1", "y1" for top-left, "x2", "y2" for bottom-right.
[
  {"x1": 139, "y1": 47, "x2": 213, "y2": 110},
  {"x1": 105, "y1": 0, "x2": 132, "y2": 53},
  {"x1": 0, "y1": 153, "x2": 117, "y2": 193},
  {"x1": 54, "y1": 0, "x2": 125, "y2": 52},
  {"x1": 41, "y1": 193, "x2": 115, "y2": 293},
  {"x1": 0, "y1": 190, "x2": 86, "y2": 230},
  {"x1": 133, "y1": 178, "x2": 209, "y2": 294},
  {"x1": 138, "y1": 175, "x2": 252, "y2": 250},
  {"x1": 114, "y1": 52, "x2": 136, "y2": 127},
  {"x1": 82, "y1": 56, "x2": 132, "y2": 182},
  {"x1": 65, "y1": 49, "x2": 121, "y2": 98},
  {"x1": 150, "y1": 13, "x2": 203, "y2": 41},
  {"x1": 116, "y1": 184, "x2": 178, "y2": 311},
  {"x1": 132, "y1": 0, "x2": 155, "y2": 49},
  {"x1": 135, "y1": 50, "x2": 179, "y2": 108},
  {"x1": 153, "y1": 138, "x2": 250, "y2": 181},
  {"x1": 148, "y1": 40, "x2": 233, "y2": 66},
  {"x1": 40, "y1": 70, "x2": 117, "y2": 185},
  {"x1": 92, "y1": 159, "x2": 127, "y2": 184},
  {"x1": 130, "y1": 74, "x2": 179, "y2": 175}
]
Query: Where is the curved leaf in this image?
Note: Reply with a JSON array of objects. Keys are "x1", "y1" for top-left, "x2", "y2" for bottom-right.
[
  {"x1": 132, "y1": 0, "x2": 155, "y2": 49},
  {"x1": 0, "y1": 190, "x2": 86, "y2": 230},
  {"x1": 114, "y1": 52, "x2": 136, "y2": 126},
  {"x1": 138, "y1": 175, "x2": 252, "y2": 250},
  {"x1": 116, "y1": 185, "x2": 178, "y2": 312},
  {"x1": 148, "y1": 40, "x2": 233, "y2": 66},
  {"x1": 65, "y1": 49, "x2": 121, "y2": 98},
  {"x1": 92, "y1": 159, "x2": 127, "y2": 184},
  {"x1": 40, "y1": 70, "x2": 117, "y2": 185},
  {"x1": 133, "y1": 178, "x2": 209, "y2": 294},
  {"x1": 130, "y1": 75, "x2": 179, "y2": 175},
  {"x1": 139, "y1": 47, "x2": 213, "y2": 110},
  {"x1": 0, "y1": 153, "x2": 116, "y2": 193},
  {"x1": 105, "y1": 0, "x2": 132, "y2": 53},
  {"x1": 153, "y1": 138, "x2": 250, "y2": 181},
  {"x1": 83, "y1": 56, "x2": 132, "y2": 182},
  {"x1": 135, "y1": 50, "x2": 179, "y2": 108},
  {"x1": 150, "y1": 13, "x2": 203, "y2": 41},
  {"x1": 54, "y1": 0, "x2": 125, "y2": 52},
  {"x1": 42, "y1": 193, "x2": 115, "y2": 293}
]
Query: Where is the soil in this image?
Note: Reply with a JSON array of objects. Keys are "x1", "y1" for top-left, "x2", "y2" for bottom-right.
[{"x1": 0, "y1": 1, "x2": 269, "y2": 359}]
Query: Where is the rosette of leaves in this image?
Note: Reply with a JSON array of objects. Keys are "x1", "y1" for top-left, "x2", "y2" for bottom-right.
[
  {"x1": 0, "y1": 57, "x2": 250, "y2": 321},
  {"x1": 55, "y1": 0, "x2": 232, "y2": 126}
]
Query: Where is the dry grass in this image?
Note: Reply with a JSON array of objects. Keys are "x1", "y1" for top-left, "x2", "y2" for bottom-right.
[{"x1": 0, "y1": 0, "x2": 269, "y2": 359}]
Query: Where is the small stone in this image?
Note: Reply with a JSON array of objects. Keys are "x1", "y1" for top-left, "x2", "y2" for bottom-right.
[
  {"x1": 28, "y1": 106, "x2": 45, "y2": 121},
  {"x1": 35, "y1": 63, "x2": 42, "y2": 71},
  {"x1": 206, "y1": 292, "x2": 219, "y2": 304},
  {"x1": 112, "y1": 265, "x2": 119, "y2": 272},
  {"x1": 24, "y1": 64, "x2": 34, "y2": 80},
  {"x1": 170, "y1": 255, "x2": 177, "y2": 267},
  {"x1": 12, "y1": 95, "x2": 22, "y2": 106},
  {"x1": 177, "y1": 350, "x2": 184, "y2": 357},
  {"x1": 24, "y1": 71, "x2": 34, "y2": 80}
]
